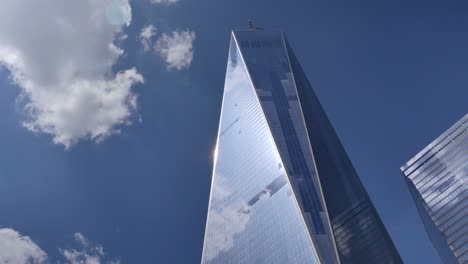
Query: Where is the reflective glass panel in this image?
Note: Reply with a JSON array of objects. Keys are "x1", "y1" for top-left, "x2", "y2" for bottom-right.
[
  {"x1": 201, "y1": 35, "x2": 321, "y2": 264},
  {"x1": 234, "y1": 30, "x2": 338, "y2": 264},
  {"x1": 402, "y1": 114, "x2": 467, "y2": 264}
]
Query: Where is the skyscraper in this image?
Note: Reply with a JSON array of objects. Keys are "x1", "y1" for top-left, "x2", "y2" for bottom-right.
[
  {"x1": 201, "y1": 30, "x2": 402, "y2": 264},
  {"x1": 401, "y1": 114, "x2": 467, "y2": 264}
]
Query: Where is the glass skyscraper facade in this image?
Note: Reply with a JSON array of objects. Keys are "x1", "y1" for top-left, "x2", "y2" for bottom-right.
[
  {"x1": 201, "y1": 30, "x2": 402, "y2": 264},
  {"x1": 401, "y1": 114, "x2": 467, "y2": 264}
]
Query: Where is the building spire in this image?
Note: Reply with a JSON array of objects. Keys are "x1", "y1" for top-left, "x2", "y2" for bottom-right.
[{"x1": 248, "y1": 18, "x2": 264, "y2": 31}]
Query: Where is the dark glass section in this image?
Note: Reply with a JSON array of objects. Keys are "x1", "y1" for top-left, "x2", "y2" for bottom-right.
[
  {"x1": 402, "y1": 114, "x2": 467, "y2": 264},
  {"x1": 284, "y1": 37, "x2": 403, "y2": 264},
  {"x1": 234, "y1": 30, "x2": 339, "y2": 264},
  {"x1": 407, "y1": 180, "x2": 460, "y2": 264}
]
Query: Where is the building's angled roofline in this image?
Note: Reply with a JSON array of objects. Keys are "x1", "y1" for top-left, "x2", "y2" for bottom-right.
[
  {"x1": 229, "y1": 20, "x2": 283, "y2": 33},
  {"x1": 400, "y1": 113, "x2": 468, "y2": 172},
  {"x1": 231, "y1": 29, "x2": 283, "y2": 33}
]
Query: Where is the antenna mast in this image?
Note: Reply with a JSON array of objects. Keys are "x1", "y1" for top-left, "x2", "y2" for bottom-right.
[{"x1": 248, "y1": 19, "x2": 264, "y2": 31}]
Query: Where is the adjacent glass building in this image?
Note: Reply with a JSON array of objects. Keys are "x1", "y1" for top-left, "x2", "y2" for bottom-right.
[
  {"x1": 202, "y1": 30, "x2": 402, "y2": 264},
  {"x1": 401, "y1": 114, "x2": 467, "y2": 264}
]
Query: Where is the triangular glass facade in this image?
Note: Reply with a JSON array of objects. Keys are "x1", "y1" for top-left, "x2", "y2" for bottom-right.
[
  {"x1": 202, "y1": 31, "x2": 403, "y2": 264},
  {"x1": 201, "y1": 35, "x2": 322, "y2": 264},
  {"x1": 234, "y1": 31, "x2": 339, "y2": 264}
]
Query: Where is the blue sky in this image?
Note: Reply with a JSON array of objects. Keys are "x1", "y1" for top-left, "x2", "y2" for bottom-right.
[{"x1": 0, "y1": 0, "x2": 466, "y2": 263}]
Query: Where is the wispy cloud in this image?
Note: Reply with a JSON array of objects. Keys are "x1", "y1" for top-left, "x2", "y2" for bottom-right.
[
  {"x1": 60, "y1": 232, "x2": 120, "y2": 264},
  {"x1": 0, "y1": 0, "x2": 143, "y2": 148},
  {"x1": 139, "y1": 24, "x2": 157, "y2": 52},
  {"x1": 0, "y1": 228, "x2": 119, "y2": 264},
  {"x1": 154, "y1": 30, "x2": 196, "y2": 70}
]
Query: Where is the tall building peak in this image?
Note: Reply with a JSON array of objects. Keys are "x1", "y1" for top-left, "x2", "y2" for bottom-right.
[{"x1": 202, "y1": 31, "x2": 403, "y2": 264}]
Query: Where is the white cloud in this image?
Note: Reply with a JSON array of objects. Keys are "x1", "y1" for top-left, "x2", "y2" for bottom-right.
[
  {"x1": 150, "y1": 0, "x2": 178, "y2": 4},
  {"x1": 203, "y1": 202, "x2": 250, "y2": 261},
  {"x1": 202, "y1": 175, "x2": 250, "y2": 261},
  {"x1": 0, "y1": 228, "x2": 47, "y2": 264},
  {"x1": 0, "y1": 0, "x2": 143, "y2": 148},
  {"x1": 60, "y1": 232, "x2": 120, "y2": 264},
  {"x1": 139, "y1": 24, "x2": 157, "y2": 52},
  {"x1": 224, "y1": 53, "x2": 249, "y2": 94},
  {"x1": 155, "y1": 30, "x2": 196, "y2": 70},
  {"x1": 0, "y1": 229, "x2": 119, "y2": 264},
  {"x1": 106, "y1": 0, "x2": 132, "y2": 26},
  {"x1": 73, "y1": 232, "x2": 90, "y2": 247}
]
